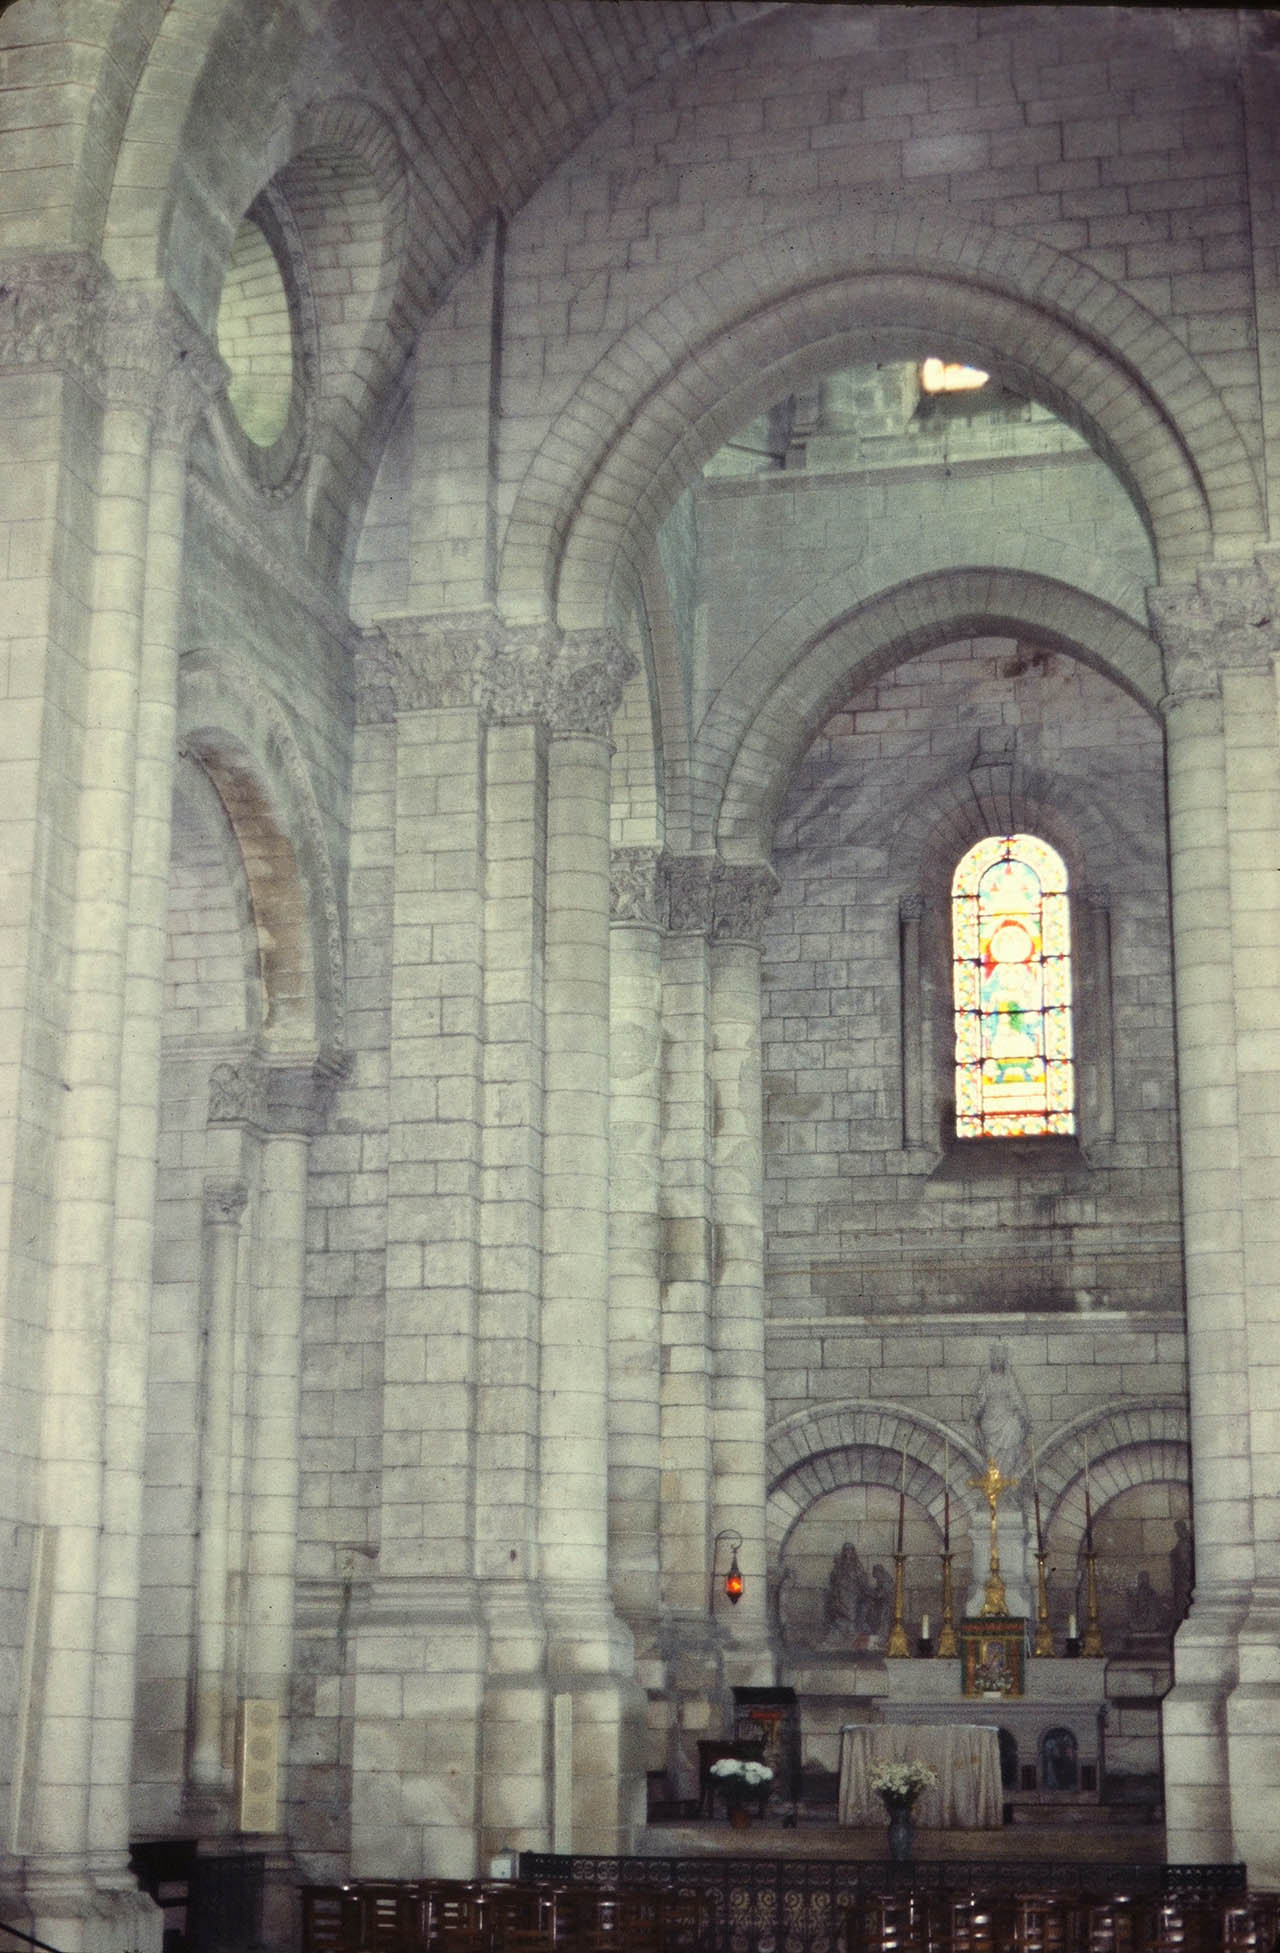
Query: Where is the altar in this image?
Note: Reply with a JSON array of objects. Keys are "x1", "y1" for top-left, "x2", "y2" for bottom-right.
[
  {"x1": 838, "y1": 1722, "x2": 1003, "y2": 1828},
  {"x1": 787, "y1": 1655, "x2": 1108, "y2": 1816}
]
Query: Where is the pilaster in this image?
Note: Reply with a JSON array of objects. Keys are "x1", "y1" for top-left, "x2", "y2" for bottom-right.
[{"x1": 1150, "y1": 555, "x2": 1280, "y2": 1867}]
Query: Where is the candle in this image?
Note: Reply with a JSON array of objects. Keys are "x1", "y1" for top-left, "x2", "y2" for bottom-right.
[
  {"x1": 943, "y1": 1437, "x2": 950, "y2": 1551},
  {"x1": 1032, "y1": 1438, "x2": 1043, "y2": 1553},
  {"x1": 922, "y1": 1613, "x2": 931, "y2": 1641},
  {"x1": 1083, "y1": 1437, "x2": 1093, "y2": 1550},
  {"x1": 1068, "y1": 1610, "x2": 1078, "y2": 1640},
  {"x1": 897, "y1": 1443, "x2": 906, "y2": 1553}
]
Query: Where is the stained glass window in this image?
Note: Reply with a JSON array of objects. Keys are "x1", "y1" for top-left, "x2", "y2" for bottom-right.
[{"x1": 952, "y1": 833, "x2": 1075, "y2": 1138}]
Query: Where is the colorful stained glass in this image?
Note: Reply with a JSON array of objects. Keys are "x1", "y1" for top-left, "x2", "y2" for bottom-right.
[{"x1": 952, "y1": 833, "x2": 1076, "y2": 1138}]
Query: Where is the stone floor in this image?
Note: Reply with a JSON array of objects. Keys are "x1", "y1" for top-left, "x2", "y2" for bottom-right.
[{"x1": 640, "y1": 1815, "x2": 1167, "y2": 1864}]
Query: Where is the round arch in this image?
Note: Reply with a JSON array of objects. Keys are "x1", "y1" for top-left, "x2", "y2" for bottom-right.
[
  {"x1": 765, "y1": 1400, "x2": 987, "y2": 1562},
  {"x1": 1036, "y1": 1399, "x2": 1190, "y2": 1548},
  {"x1": 500, "y1": 209, "x2": 1262, "y2": 627},
  {"x1": 177, "y1": 647, "x2": 346, "y2": 1062},
  {"x1": 715, "y1": 570, "x2": 1163, "y2": 861}
]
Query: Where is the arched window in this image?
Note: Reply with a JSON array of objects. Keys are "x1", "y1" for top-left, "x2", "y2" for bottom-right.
[{"x1": 952, "y1": 834, "x2": 1075, "y2": 1138}]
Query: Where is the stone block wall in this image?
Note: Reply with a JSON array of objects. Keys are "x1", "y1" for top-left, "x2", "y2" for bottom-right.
[{"x1": 759, "y1": 631, "x2": 1180, "y2": 1319}]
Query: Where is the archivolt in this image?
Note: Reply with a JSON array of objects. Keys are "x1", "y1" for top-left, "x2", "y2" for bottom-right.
[
  {"x1": 1036, "y1": 1399, "x2": 1189, "y2": 1547},
  {"x1": 766, "y1": 1400, "x2": 987, "y2": 1562},
  {"x1": 501, "y1": 208, "x2": 1262, "y2": 627},
  {"x1": 177, "y1": 647, "x2": 346, "y2": 1062},
  {"x1": 715, "y1": 570, "x2": 1164, "y2": 862}
]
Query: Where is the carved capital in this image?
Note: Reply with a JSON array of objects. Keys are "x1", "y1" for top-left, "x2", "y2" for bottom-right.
[
  {"x1": 1149, "y1": 562, "x2": 1280, "y2": 709},
  {"x1": 665, "y1": 854, "x2": 718, "y2": 936},
  {"x1": 1082, "y1": 885, "x2": 1111, "y2": 913},
  {"x1": 545, "y1": 628, "x2": 637, "y2": 738},
  {"x1": 711, "y1": 861, "x2": 779, "y2": 947},
  {"x1": 899, "y1": 892, "x2": 926, "y2": 923},
  {"x1": 208, "y1": 1059, "x2": 267, "y2": 1128},
  {"x1": 0, "y1": 258, "x2": 224, "y2": 445},
  {"x1": 0, "y1": 252, "x2": 105, "y2": 374},
  {"x1": 610, "y1": 847, "x2": 664, "y2": 925},
  {"x1": 203, "y1": 1180, "x2": 248, "y2": 1228},
  {"x1": 264, "y1": 1061, "x2": 338, "y2": 1137},
  {"x1": 479, "y1": 621, "x2": 560, "y2": 725},
  {"x1": 383, "y1": 612, "x2": 495, "y2": 713}
]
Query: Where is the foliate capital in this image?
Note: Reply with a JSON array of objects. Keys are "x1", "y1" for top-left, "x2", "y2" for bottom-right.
[{"x1": 545, "y1": 629, "x2": 637, "y2": 738}]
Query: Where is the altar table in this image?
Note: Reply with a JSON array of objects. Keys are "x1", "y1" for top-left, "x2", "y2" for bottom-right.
[{"x1": 838, "y1": 1722, "x2": 1003, "y2": 1829}]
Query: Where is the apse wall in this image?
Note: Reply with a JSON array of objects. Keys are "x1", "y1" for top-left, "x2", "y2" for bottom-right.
[{"x1": 760, "y1": 633, "x2": 1181, "y2": 1322}]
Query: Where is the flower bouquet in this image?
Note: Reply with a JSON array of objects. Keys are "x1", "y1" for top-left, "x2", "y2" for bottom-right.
[
  {"x1": 868, "y1": 1758, "x2": 938, "y2": 1812},
  {"x1": 709, "y1": 1756, "x2": 773, "y2": 1826},
  {"x1": 869, "y1": 1759, "x2": 937, "y2": 1863}
]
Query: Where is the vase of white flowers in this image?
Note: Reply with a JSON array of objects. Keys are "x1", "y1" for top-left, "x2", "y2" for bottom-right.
[
  {"x1": 709, "y1": 1756, "x2": 774, "y2": 1828},
  {"x1": 868, "y1": 1759, "x2": 938, "y2": 1863}
]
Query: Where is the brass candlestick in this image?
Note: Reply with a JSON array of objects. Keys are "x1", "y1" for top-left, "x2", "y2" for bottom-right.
[
  {"x1": 887, "y1": 1552, "x2": 911, "y2": 1657},
  {"x1": 935, "y1": 1551, "x2": 959, "y2": 1657},
  {"x1": 1033, "y1": 1548, "x2": 1054, "y2": 1656},
  {"x1": 971, "y1": 1456, "x2": 1017, "y2": 1616},
  {"x1": 1082, "y1": 1549, "x2": 1104, "y2": 1656}
]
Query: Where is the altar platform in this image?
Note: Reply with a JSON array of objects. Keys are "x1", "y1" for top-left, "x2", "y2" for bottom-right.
[{"x1": 638, "y1": 1810, "x2": 1166, "y2": 1865}]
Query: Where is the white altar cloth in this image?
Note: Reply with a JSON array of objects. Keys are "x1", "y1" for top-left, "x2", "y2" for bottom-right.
[{"x1": 838, "y1": 1722, "x2": 1003, "y2": 1829}]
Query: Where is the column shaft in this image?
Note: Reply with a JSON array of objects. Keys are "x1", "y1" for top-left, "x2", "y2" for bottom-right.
[
  {"x1": 32, "y1": 386, "x2": 153, "y2": 1887},
  {"x1": 193, "y1": 1183, "x2": 248, "y2": 1789},
  {"x1": 539, "y1": 731, "x2": 612, "y2": 1582},
  {"x1": 710, "y1": 931, "x2": 770, "y2": 1653},
  {"x1": 608, "y1": 886, "x2": 663, "y2": 1624}
]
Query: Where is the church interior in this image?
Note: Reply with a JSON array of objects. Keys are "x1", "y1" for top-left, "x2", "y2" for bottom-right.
[{"x1": 3, "y1": 3, "x2": 1280, "y2": 1949}]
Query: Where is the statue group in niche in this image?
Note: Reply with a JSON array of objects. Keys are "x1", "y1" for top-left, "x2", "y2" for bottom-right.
[
  {"x1": 824, "y1": 1541, "x2": 892, "y2": 1648},
  {"x1": 799, "y1": 1339, "x2": 1193, "y2": 1654}
]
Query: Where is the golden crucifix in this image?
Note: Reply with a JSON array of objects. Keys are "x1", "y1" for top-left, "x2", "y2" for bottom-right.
[{"x1": 970, "y1": 1456, "x2": 1018, "y2": 1616}]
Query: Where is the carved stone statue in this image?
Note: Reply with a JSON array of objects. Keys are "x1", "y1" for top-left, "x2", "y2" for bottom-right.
[
  {"x1": 1127, "y1": 1567, "x2": 1171, "y2": 1641},
  {"x1": 824, "y1": 1542, "x2": 891, "y2": 1646},
  {"x1": 973, "y1": 1338, "x2": 1031, "y2": 1481}
]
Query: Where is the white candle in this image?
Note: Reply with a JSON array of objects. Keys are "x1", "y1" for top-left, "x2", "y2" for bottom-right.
[
  {"x1": 1068, "y1": 1611, "x2": 1078, "y2": 1639},
  {"x1": 921, "y1": 1613, "x2": 931, "y2": 1640}
]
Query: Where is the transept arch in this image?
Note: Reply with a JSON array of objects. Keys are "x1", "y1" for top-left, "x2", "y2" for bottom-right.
[
  {"x1": 715, "y1": 571, "x2": 1164, "y2": 862},
  {"x1": 501, "y1": 210, "x2": 1262, "y2": 630}
]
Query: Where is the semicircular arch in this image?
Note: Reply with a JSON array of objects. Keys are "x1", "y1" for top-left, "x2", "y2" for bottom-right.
[
  {"x1": 177, "y1": 647, "x2": 345, "y2": 1062},
  {"x1": 715, "y1": 570, "x2": 1163, "y2": 861},
  {"x1": 766, "y1": 1400, "x2": 985, "y2": 1562},
  {"x1": 499, "y1": 207, "x2": 1260, "y2": 627},
  {"x1": 1035, "y1": 1399, "x2": 1189, "y2": 1547}
]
